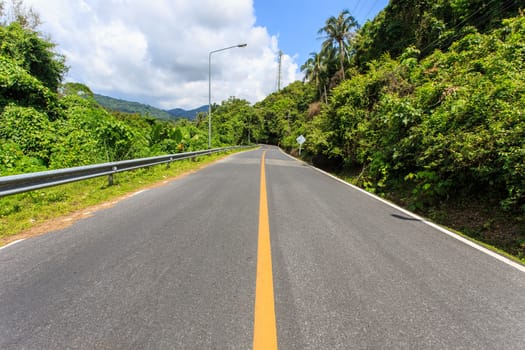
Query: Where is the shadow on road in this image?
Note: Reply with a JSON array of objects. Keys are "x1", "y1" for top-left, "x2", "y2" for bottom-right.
[{"x1": 391, "y1": 213, "x2": 421, "y2": 222}]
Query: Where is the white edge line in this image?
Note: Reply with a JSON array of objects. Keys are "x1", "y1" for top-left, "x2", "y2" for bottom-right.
[
  {"x1": 0, "y1": 239, "x2": 26, "y2": 251},
  {"x1": 130, "y1": 189, "x2": 148, "y2": 197},
  {"x1": 278, "y1": 147, "x2": 525, "y2": 273}
]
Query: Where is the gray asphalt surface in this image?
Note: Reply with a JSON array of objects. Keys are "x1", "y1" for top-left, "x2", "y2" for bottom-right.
[{"x1": 1, "y1": 146, "x2": 524, "y2": 349}]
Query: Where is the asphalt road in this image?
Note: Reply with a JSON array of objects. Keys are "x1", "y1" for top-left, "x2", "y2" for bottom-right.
[{"x1": 1, "y1": 146, "x2": 524, "y2": 349}]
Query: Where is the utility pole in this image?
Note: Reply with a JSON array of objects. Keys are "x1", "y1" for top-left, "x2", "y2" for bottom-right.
[{"x1": 277, "y1": 50, "x2": 283, "y2": 91}]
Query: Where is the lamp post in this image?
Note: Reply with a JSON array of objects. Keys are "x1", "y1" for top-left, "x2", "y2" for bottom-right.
[{"x1": 208, "y1": 43, "x2": 247, "y2": 149}]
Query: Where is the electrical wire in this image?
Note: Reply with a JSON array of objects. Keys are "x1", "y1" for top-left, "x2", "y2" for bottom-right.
[
  {"x1": 364, "y1": 0, "x2": 381, "y2": 22},
  {"x1": 351, "y1": 0, "x2": 363, "y2": 16}
]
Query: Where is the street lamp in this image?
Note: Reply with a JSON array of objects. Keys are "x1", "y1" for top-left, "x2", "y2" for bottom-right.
[{"x1": 208, "y1": 43, "x2": 247, "y2": 149}]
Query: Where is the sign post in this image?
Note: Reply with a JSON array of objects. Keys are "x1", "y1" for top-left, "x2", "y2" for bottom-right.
[{"x1": 296, "y1": 135, "x2": 306, "y2": 156}]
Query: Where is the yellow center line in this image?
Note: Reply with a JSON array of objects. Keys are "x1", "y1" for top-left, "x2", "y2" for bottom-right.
[{"x1": 253, "y1": 150, "x2": 278, "y2": 350}]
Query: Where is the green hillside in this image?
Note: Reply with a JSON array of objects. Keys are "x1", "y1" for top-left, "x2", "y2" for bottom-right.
[
  {"x1": 93, "y1": 94, "x2": 208, "y2": 121},
  {"x1": 168, "y1": 106, "x2": 209, "y2": 120},
  {"x1": 93, "y1": 94, "x2": 175, "y2": 120}
]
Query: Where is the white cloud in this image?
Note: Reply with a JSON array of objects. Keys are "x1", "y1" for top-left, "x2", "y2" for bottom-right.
[{"x1": 24, "y1": 0, "x2": 298, "y2": 109}]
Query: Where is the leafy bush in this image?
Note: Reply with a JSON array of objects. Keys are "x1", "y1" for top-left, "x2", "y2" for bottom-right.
[
  {"x1": 0, "y1": 105, "x2": 55, "y2": 164},
  {"x1": 0, "y1": 55, "x2": 60, "y2": 117},
  {"x1": 0, "y1": 141, "x2": 46, "y2": 176}
]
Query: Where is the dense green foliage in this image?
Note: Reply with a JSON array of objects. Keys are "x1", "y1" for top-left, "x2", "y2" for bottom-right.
[
  {"x1": 0, "y1": 18, "x2": 211, "y2": 177},
  {"x1": 353, "y1": 0, "x2": 523, "y2": 68},
  {"x1": 0, "y1": 22, "x2": 66, "y2": 91},
  {"x1": 210, "y1": 97, "x2": 258, "y2": 146},
  {"x1": 311, "y1": 18, "x2": 525, "y2": 214},
  {"x1": 254, "y1": 81, "x2": 316, "y2": 146}
]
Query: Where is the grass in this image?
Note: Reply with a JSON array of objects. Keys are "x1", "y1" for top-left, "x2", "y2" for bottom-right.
[
  {"x1": 0, "y1": 149, "x2": 249, "y2": 246},
  {"x1": 444, "y1": 225, "x2": 525, "y2": 266}
]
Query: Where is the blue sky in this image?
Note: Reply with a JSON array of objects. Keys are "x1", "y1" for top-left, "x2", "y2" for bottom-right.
[{"x1": 253, "y1": 0, "x2": 389, "y2": 65}]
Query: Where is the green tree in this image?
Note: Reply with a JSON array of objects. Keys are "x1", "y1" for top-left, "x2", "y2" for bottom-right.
[
  {"x1": 0, "y1": 21, "x2": 67, "y2": 91},
  {"x1": 254, "y1": 81, "x2": 315, "y2": 148},
  {"x1": 211, "y1": 97, "x2": 254, "y2": 146}
]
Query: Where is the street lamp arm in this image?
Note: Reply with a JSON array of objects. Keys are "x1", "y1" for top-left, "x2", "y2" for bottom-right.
[{"x1": 210, "y1": 44, "x2": 248, "y2": 55}]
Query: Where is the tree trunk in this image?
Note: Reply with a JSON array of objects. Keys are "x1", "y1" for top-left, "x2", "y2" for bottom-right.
[{"x1": 339, "y1": 39, "x2": 345, "y2": 80}]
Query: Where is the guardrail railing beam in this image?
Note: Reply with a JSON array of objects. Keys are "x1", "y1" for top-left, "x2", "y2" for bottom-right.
[{"x1": 0, "y1": 146, "x2": 246, "y2": 198}]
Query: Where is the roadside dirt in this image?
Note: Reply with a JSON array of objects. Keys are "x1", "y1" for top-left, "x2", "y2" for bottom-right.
[{"x1": 0, "y1": 168, "x2": 198, "y2": 247}]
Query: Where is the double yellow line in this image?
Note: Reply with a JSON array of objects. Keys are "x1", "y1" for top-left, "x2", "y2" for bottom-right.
[{"x1": 253, "y1": 151, "x2": 278, "y2": 349}]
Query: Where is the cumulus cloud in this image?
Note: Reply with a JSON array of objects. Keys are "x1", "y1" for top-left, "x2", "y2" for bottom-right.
[{"x1": 24, "y1": 0, "x2": 298, "y2": 109}]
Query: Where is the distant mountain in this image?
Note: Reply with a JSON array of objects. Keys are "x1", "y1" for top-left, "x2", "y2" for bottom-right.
[
  {"x1": 93, "y1": 93, "x2": 208, "y2": 121},
  {"x1": 167, "y1": 105, "x2": 208, "y2": 120},
  {"x1": 94, "y1": 94, "x2": 174, "y2": 120}
]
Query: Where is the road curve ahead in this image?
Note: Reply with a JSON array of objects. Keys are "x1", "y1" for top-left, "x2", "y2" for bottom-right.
[{"x1": 1, "y1": 146, "x2": 524, "y2": 349}]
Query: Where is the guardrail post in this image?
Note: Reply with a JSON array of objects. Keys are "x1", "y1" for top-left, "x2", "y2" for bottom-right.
[
  {"x1": 108, "y1": 166, "x2": 117, "y2": 186},
  {"x1": 166, "y1": 157, "x2": 173, "y2": 169}
]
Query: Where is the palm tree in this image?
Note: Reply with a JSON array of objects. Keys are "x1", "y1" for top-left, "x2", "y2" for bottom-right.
[
  {"x1": 301, "y1": 53, "x2": 323, "y2": 91},
  {"x1": 301, "y1": 52, "x2": 331, "y2": 104},
  {"x1": 318, "y1": 9, "x2": 359, "y2": 80},
  {"x1": 301, "y1": 53, "x2": 316, "y2": 84}
]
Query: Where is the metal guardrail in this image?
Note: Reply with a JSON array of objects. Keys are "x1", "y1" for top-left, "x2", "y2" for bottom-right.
[{"x1": 0, "y1": 146, "x2": 243, "y2": 198}]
